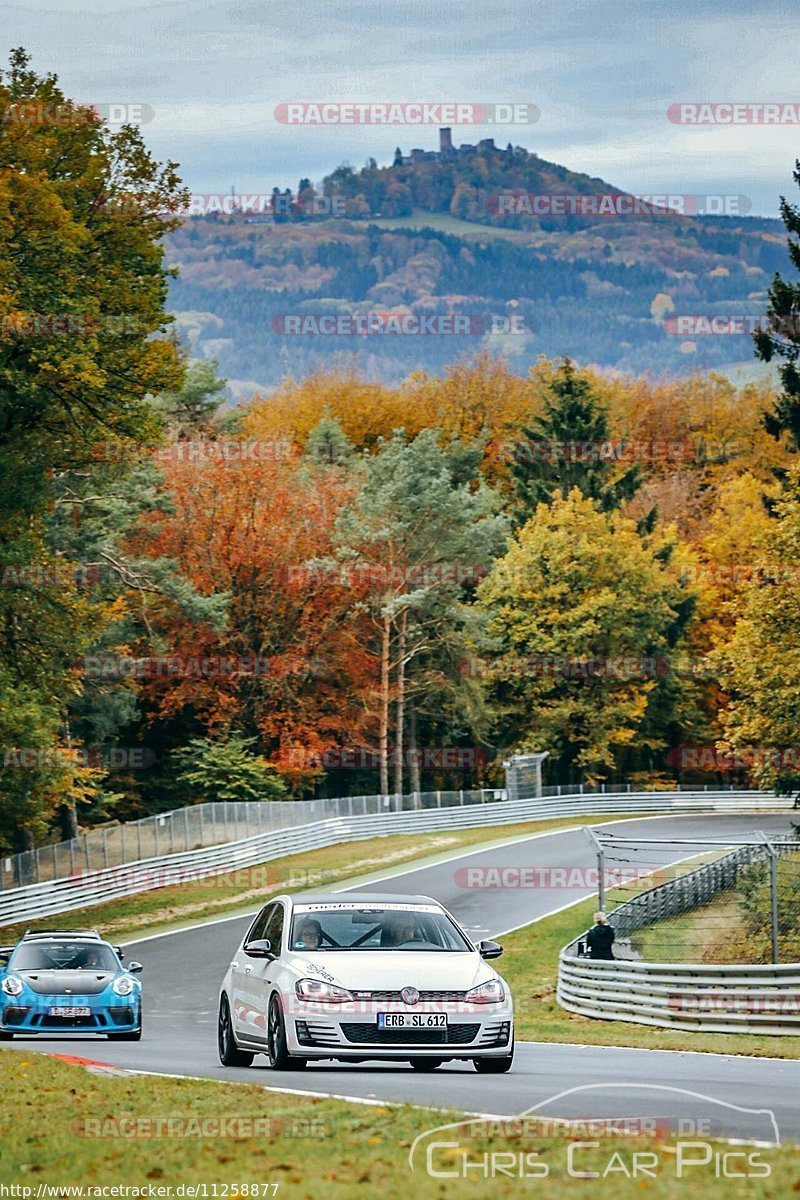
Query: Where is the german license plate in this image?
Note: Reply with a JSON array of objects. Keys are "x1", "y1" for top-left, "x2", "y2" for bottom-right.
[
  {"x1": 377, "y1": 1012, "x2": 447, "y2": 1029},
  {"x1": 48, "y1": 1006, "x2": 91, "y2": 1017}
]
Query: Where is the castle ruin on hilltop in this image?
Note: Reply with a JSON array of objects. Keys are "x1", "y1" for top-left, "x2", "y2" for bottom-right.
[{"x1": 395, "y1": 127, "x2": 507, "y2": 166}]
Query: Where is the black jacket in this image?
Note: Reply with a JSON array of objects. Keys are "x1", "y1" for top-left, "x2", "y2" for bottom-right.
[{"x1": 586, "y1": 923, "x2": 615, "y2": 960}]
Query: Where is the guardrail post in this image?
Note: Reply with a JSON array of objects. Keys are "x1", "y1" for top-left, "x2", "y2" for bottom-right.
[
  {"x1": 102, "y1": 829, "x2": 109, "y2": 869},
  {"x1": 436, "y1": 791, "x2": 441, "y2": 808}
]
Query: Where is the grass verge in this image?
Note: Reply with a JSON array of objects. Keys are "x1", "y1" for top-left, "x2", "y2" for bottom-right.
[
  {"x1": 500, "y1": 893, "x2": 800, "y2": 1058},
  {"x1": 1, "y1": 1052, "x2": 797, "y2": 1194},
  {"x1": 1, "y1": 812, "x2": 640, "y2": 945}
]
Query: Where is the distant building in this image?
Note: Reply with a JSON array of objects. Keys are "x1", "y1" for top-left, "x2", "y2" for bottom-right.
[{"x1": 398, "y1": 130, "x2": 500, "y2": 166}]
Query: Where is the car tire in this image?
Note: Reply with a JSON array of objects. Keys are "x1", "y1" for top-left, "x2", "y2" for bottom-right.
[
  {"x1": 409, "y1": 1057, "x2": 444, "y2": 1071},
  {"x1": 473, "y1": 1044, "x2": 514, "y2": 1074},
  {"x1": 0, "y1": 1030, "x2": 13, "y2": 1040},
  {"x1": 267, "y1": 994, "x2": 306, "y2": 1071},
  {"x1": 218, "y1": 996, "x2": 254, "y2": 1067},
  {"x1": 107, "y1": 1009, "x2": 143, "y2": 1041}
]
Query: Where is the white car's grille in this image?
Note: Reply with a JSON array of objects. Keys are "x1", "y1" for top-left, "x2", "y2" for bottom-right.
[{"x1": 351, "y1": 990, "x2": 468, "y2": 1003}]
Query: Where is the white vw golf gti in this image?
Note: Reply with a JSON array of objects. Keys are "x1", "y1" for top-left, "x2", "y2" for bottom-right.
[{"x1": 218, "y1": 892, "x2": 514, "y2": 1072}]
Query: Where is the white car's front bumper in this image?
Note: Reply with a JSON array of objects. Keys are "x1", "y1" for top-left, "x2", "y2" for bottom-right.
[{"x1": 286, "y1": 996, "x2": 514, "y2": 1059}]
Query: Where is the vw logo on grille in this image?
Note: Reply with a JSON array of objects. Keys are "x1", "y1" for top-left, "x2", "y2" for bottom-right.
[{"x1": 401, "y1": 986, "x2": 420, "y2": 1005}]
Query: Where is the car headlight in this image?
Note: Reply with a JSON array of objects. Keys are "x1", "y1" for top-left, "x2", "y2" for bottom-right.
[
  {"x1": 465, "y1": 979, "x2": 505, "y2": 1004},
  {"x1": 1, "y1": 976, "x2": 23, "y2": 996},
  {"x1": 295, "y1": 978, "x2": 354, "y2": 1004},
  {"x1": 112, "y1": 976, "x2": 135, "y2": 996}
]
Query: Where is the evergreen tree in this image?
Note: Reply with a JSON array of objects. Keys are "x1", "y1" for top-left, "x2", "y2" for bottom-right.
[
  {"x1": 755, "y1": 160, "x2": 800, "y2": 449},
  {"x1": 510, "y1": 359, "x2": 641, "y2": 524}
]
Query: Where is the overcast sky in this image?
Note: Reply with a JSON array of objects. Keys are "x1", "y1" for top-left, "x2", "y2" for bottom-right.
[{"x1": 4, "y1": 0, "x2": 798, "y2": 216}]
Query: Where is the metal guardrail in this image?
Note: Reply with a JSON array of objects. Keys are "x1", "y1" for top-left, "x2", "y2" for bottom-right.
[
  {"x1": 0, "y1": 789, "x2": 785, "y2": 928},
  {"x1": 557, "y1": 957, "x2": 800, "y2": 1036},
  {"x1": 557, "y1": 841, "x2": 800, "y2": 1034},
  {"x1": 0, "y1": 781, "x2": 766, "y2": 890}
]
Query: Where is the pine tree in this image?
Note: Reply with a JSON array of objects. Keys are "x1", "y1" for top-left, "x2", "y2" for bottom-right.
[
  {"x1": 755, "y1": 160, "x2": 800, "y2": 449},
  {"x1": 510, "y1": 359, "x2": 642, "y2": 523}
]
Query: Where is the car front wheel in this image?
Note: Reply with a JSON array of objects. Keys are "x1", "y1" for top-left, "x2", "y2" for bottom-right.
[
  {"x1": 474, "y1": 1041, "x2": 514, "y2": 1073},
  {"x1": 267, "y1": 994, "x2": 306, "y2": 1071},
  {"x1": 218, "y1": 996, "x2": 254, "y2": 1067},
  {"x1": 108, "y1": 1011, "x2": 142, "y2": 1041}
]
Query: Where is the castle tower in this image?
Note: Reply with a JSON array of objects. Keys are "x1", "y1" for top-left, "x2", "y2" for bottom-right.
[{"x1": 439, "y1": 126, "x2": 453, "y2": 154}]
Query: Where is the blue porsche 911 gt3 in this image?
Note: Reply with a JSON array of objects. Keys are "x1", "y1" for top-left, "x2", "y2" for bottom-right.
[{"x1": 0, "y1": 929, "x2": 143, "y2": 1039}]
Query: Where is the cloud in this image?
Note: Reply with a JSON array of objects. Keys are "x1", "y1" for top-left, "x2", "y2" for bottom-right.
[{"x1": 4, "y1": 0, "x2": 796, "y2": 213}]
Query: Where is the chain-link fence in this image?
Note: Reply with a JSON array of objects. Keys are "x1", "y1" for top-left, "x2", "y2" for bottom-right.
[
  {"x1": 0, "y1": 780, "x2": 765, "y2": 892},
  {"x1": 578, "y1": 831, "x2": 800, "y2": 964}
]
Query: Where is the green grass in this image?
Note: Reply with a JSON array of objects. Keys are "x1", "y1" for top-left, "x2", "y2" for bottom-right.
[
  {"x1": 636, "y1": 891, "x2": 745, "y2": 963},
  {"x1": 364, "y1": 210, "x2": 543, "y2": 243},
  {"x1": 0, "y1": 812, "x2": 646, "y2": 946},
  {"x1": 2, "y1": 1052, "x2": 797, "y2": 1194}
]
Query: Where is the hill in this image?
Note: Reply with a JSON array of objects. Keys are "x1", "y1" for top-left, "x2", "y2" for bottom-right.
[{"x1": 165, "y1": 134, "x2": 786, "y2": 392}]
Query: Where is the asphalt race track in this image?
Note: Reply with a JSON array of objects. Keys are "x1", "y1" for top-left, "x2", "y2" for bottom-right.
[{"x1": 6, "y1": 813, "x2": 800, "y2": 1142}]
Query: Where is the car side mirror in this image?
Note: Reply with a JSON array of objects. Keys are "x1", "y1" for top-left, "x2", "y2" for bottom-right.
[
  {"x1": 127, "y1": 961, "x2": 143, "y2": 974},
  {"x1": 478, "y1": 939, "x2": 503, "y2": 960},
  {"x1": 244, "y1": 938, "x2": 274, "y2": 959}
]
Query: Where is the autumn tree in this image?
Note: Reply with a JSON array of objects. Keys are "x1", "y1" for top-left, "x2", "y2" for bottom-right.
[{"x1": 476, "y1": 489, "x2": 698, "y2": 781}]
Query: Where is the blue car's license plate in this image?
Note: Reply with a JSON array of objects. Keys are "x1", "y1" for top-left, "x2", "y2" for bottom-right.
[{"x1": 48, "y1": 1006, "x2": 91, "y2": 1017}]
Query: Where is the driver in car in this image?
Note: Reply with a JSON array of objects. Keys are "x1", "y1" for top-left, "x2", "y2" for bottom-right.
[
  {"x1": 386, "y1": 916, "x2": 421, "y2": 946},
  {"x1": 293, "y1": 919, "x2": 323, "y2": 950}
]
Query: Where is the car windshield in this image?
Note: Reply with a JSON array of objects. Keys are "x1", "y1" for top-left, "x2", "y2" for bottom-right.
[
  {"x1": 11, "y1": 943, "x2": 120, "y2": 971},
  {"x1": 289, "y1": 906, "x2": 473, "y2": 952}
]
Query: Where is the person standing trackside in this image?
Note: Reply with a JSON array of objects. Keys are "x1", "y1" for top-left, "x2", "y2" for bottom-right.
[{"x1": 586, "y1": 911, "x2": 615, "y2": 960}]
